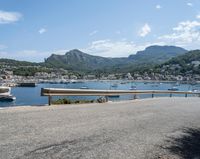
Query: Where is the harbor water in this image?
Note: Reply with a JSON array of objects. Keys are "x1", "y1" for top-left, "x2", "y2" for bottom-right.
[{"x1": 0, "y1": 81, "x2": 199, "y2": 107}]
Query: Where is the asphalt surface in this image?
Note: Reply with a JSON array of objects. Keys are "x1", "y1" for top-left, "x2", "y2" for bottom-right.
[{"x1": 1, "y1": 97, "x2": 200, "y2": 159}]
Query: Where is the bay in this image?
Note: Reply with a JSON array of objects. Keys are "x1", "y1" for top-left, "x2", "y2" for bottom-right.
[{"x1": 0, "y1": 81, "x2": 199, "y2": 107}]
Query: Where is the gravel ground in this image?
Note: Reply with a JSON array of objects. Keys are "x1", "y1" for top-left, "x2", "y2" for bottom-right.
[{"x1": 1, "y1": 97, "x2": 200, "y2": 159}]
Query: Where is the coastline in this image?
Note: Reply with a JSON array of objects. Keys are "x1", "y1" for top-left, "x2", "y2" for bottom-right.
[{"x1": 2, "y1": 79, "x2": 200, "y2": 88}]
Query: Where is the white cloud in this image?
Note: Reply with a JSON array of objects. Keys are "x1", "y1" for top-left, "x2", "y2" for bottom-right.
[
  {"x1": 0, "y1": 40, "x2": 167, "y2": 61},
  {"x1": 138, "y1": 23, "x2": 151, "y2": 37},
  {"x1": 187, "y1": 2, "x2": 193, "y2": 7},
  {"x1": 196, "y1": 14, "x2": 200, "y2": 19},
  {"x1": 82, "y1": 39, "x2": 136, "y2": 57},
  {"x1": 39, "y1": 28, "x2": 47, "y2": 34},
  {"x1": 156, "y1": 5, "x2": 162, "y2": 9},
  {"x1": 89, "y1": 30, "x2": 98, "y2": 36},
  {"x1": 159, "y1": 20, "x2": 200, "y2": 47},
  {"x1": 82, "y1": 39, "x2": 164, "y2": 57},
  {"x1": 0, "y1": 10, "x2": 22, "y2": 24}
]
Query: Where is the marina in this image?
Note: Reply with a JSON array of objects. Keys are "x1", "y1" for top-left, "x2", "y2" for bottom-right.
[{"x1": 1, "y1": 80, "x2": 200, "y2": 107}]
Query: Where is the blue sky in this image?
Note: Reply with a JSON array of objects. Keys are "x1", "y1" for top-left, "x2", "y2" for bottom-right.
[{"x1": 0, "y1": 0, "x2": 200, "y2": 62}]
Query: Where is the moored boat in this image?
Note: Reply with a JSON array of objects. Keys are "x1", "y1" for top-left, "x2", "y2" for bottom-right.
[
  {"x1": 111, "y1": 83, "x2": 118, "y2": 87},
  {"x1": 108, "y1": 95, "x2": 120, "y2": 98},
  {"x1": 0, "y1": 87, "x2": 16, "y2": 101},
  {"x1": 129, "y1": 85, "x2": 137, "y2": 90},
  {"x1": 80, "y1": 86, "x2": 89, "y2": 89},
  {"x1": 168, "y1": 86, "x2": 179, "y2": 91}
]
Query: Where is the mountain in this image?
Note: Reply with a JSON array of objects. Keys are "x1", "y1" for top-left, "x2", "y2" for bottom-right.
[
  {"x1": 154, "y1": 50, "x2": 200, "y2": 75},
  {"x1": 164, "y1": 50, "x2": 200, "y2": 65},
  {"x1": 0, "y1": 45, "x2": 188, "y2": 74},
  {"x1": 45, "y1": 46, "x2": 187, "y2": 72},
  {"x1": 128, "y1": 45, "x2": 187, "y2": 64},
  {"x1": 45, "y1": 49, "x2": 126, "y2": 71},
  {"x1": 0, "y1": 58, "x2": 40, "y2": 67}
]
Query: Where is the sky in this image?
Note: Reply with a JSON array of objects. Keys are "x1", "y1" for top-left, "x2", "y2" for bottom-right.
[{"x1": 0, "y1": 0, "x2": 200, "y2": 62}]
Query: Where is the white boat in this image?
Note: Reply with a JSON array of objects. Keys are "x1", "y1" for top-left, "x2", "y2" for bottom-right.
[
  {"x1": 0, "y1": 87, "x2": 16, "y2": 101},
  {"x1": 129, "y1": 85, "x2": 137, "y2": 90},
  {"x1": 168, "y1": 86, "x2": 179, "y2": 91},
  {"x1": 80, "y1": 86, "x2": 89, "y2": 89},
  {"x1": 192, "y1": 89, "x2": 200, "y2": 93}
]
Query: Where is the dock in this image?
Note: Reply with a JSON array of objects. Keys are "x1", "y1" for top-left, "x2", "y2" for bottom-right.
[{"x1": 17, "y1": 82, "x2": 37, "y2": 87}]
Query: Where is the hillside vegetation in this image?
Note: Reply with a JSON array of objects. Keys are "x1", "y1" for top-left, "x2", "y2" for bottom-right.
[
  {"x1": 44, "y1": 45, "x2": 187, "y2": 72},
  {"x1": 154, "y1": 50, "x2": 200, "y2": 75}
]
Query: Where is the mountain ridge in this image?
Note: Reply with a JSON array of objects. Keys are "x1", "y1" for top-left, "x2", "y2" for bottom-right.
[
  {"x1": 45, "y1": 45, "x2": 188, "y2": 71},
  {"x1": 0, "y1": 45, "x2": 189, "y2": 74}
]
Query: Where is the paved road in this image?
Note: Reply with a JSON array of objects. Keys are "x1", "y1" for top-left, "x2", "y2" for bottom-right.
[{"x1": 1, "y1": 97, "x2": 200, "y2": 159}]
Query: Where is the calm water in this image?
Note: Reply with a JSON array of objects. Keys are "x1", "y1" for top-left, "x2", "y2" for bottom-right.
[{"x1": 0, "y1": 81, "x2": 199, "y2": 107}]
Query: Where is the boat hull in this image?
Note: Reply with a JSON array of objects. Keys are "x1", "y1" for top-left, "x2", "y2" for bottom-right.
[{"x1": 0, "y1": 95, "x2": 16, "y2": 102}]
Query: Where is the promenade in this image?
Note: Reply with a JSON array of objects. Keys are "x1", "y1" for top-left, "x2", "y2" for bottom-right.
[{"x1": 1, "y1": 97, "x2": 200, "y2": 159}]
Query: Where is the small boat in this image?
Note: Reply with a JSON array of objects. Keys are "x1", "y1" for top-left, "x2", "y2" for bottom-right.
[
  {"x1": 168, "y1": 86, "x2": 179, "y2": 91},
  {"x1": 192, "y1": 89, "x2": 200, "y2": 93},
  {"x1": 129, "y1": 85, "x2": 137, "y2": 90},
  {"x1": 0, "y1": 95, "x2": 16, "y2": 101},
  {"x1": 0, "y1": 87, "x2": 16, "y2": 101},
  {"x1": 111, "y1": 83, "x2": 118, "y2": 87},
  {"x1": 80, "y1": 86, "x2": 89, "y2": 89},
  {"x1": 108, "y1": 95, "x2": 120, "y2": 98},
  {"x1": 70, "y1": 80, "x2": 78, "y2": 83}
]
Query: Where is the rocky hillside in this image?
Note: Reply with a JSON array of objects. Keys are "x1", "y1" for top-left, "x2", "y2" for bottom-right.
[
  {"x1": 154, "y1": 50, "x2": 200, "y2": 75},
  {"x1": 45, "y1": 46, "x2": 187, "y2": 72}
]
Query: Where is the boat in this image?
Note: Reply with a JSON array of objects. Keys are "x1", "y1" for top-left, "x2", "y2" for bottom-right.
[
  {"x1": 168, "y1": 86, "x2": 179, "y2": 91},
  {"x1": 0, "y1": 87, "x2": 16, "y2": 101},
  {"x1": 129, "y1": 85, "x2": 137, "y2": 90},
  {"x1": 192, "y1": 89, "x2": 200, "y2": 93},
  {"x1": 108, "y1": 95, "x2": 120, "y2": 98},
  {"x1": 111, "y1": 83, "x2": 118, "y2": 87},
  {"x1": 80, "y1": 86, "x2": 89, "y2": 89},
  {"x1": 18, "y1": 82, "x2": 37, "y2": 87}
]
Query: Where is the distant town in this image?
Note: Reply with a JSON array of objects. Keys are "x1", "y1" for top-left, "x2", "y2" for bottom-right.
[
  {"x1": 1, "y1": 46, "x2": 200, "y2": 86},
  {"x1": 1, "y1": 66, "x2": 200, "y2": 87}
]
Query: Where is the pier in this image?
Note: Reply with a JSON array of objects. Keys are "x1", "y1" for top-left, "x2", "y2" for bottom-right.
[{"x1": 18, "y1": 82, "x2": 37, "y2": 87}]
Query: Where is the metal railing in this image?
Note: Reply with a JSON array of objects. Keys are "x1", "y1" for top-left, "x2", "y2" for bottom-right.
[{"x1": 41, "y1": 88, "x2": 200, "y2": 105}]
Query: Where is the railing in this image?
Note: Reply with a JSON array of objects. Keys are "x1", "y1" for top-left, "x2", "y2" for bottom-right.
[{"x1": 41, "y1": 88, "x2": 200, "y2": 105}]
